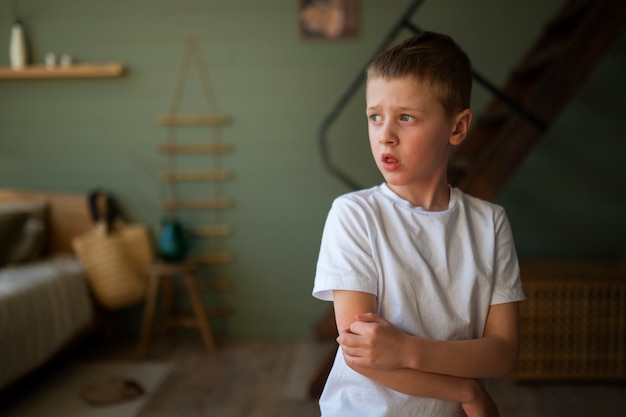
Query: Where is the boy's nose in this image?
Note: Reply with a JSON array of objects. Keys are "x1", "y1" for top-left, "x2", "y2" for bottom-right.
[{"x1": 378, "y1": 129, "x2": 398, "y2": 145}]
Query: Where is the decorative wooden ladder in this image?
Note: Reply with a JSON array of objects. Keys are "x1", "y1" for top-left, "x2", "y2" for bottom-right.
[
  {"x1": 156, "y1": 39, "x2": 235, "y2": 316},
  {"x1": 310, "y1": 0, "x2": 626, "y2": 397}
]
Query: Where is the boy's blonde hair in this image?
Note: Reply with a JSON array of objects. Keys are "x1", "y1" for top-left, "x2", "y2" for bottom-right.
[{"x1": 367, "y1": 31, "x2": 472, "y2": 118}]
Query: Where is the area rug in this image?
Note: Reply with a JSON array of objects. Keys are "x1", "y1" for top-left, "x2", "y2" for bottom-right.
[{"x1": 2, "y1": 361, "x2": 172, "y2": 417}]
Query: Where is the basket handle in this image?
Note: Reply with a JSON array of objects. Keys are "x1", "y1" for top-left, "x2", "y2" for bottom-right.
[{"x1": 88, "y1": 189, "x2": 121, "y2": 234}]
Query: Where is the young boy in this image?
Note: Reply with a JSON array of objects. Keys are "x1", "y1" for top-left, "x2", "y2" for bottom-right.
[{"x1": 313, "y1": 31, "x2": 525, "y2": 417}]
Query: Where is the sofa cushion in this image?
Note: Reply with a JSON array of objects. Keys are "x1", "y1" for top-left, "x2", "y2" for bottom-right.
[
  {"x1": 0, "y1": 200, "x2": 49, "y2": 265},
  {"x1": 0, "y1": 210, "x2": 30, "y2": 266}
]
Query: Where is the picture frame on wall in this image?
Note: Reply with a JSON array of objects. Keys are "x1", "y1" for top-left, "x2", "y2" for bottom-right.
[{"x1": 298, "y1": 0, "x2": 359, "y2": 40}]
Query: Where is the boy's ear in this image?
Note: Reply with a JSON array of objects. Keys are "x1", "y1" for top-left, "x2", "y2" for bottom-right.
[{"x1": 449, "y1": 109, "x2": 472, "y2": 146}]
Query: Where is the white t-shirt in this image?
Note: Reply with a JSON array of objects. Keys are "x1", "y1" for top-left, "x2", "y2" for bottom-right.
[{"x1": 313, "y1": 184, "x2": 525, "y2": 417}]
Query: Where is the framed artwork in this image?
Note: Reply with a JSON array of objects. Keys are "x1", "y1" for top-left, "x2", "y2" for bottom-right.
[{"x1": 298, "y1": 0, "x2": 359, "y2": 40}]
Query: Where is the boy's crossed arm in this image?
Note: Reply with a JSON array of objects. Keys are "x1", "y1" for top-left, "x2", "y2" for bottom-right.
[
  {"x1": 339, "y1": 303, "x2": 520, "y2": 379},
  {"x1": 332, "y1": 290, "x2": 519, "y2": 416}
]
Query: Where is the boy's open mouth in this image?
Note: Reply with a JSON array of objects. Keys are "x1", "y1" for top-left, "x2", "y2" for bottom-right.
[{"x1": 381, "y1": 153, "x2": 400, "y2": 170}]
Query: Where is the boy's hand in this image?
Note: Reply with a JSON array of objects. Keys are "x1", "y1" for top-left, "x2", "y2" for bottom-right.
[
  {"x1": 337, "y1": 312, "x2": 408, "y2": 369},
  {"x1": 460, "y1": 381, "x2": 500, "y2": 417}
]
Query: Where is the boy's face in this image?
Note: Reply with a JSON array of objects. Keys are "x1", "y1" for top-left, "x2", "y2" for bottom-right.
[{"x1": 366, "y1": 76, "x2": 469, "y2": 203}]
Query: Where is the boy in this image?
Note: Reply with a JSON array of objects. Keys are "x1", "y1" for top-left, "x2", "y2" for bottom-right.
[{"x1": 313, "y1": 31, "x2": 525, "y2": 417}]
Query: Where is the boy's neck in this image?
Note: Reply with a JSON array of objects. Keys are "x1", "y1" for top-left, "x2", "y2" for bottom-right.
[{"x1": 387, "y1": 180, "x2": 451, "y2": 211}]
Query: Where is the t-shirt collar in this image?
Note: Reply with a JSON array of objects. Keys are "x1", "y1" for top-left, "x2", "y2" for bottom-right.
[{"x1": 379, "y1": 183, "x2": 458, "y2": 213}]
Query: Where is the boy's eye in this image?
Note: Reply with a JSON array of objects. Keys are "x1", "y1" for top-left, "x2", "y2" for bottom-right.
[
  {"x1": 369, "y1": 114, "x2": 381, "y2": 122},
  {"x1": 400, "y1": 114, "x2": 414, "y2": 122}
]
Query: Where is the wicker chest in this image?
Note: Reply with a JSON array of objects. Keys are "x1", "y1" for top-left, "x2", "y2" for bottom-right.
[{"x1": 513, "y1": 260, "x2": 626, "y2": 381}]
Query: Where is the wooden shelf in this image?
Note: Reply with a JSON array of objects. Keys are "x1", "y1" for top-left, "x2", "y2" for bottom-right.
[{"x1": 0, "y1": 63, "x2": 126, "y2": 79}]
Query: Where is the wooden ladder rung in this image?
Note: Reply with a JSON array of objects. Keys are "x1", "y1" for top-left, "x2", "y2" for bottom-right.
[
  {"x1": 157, "y1": 113, "x2": 230, "y2": 126},
  {"x1": 194, "y1": 251, "x2": 235, "y2": 264},
  {"x1": 162, "y1": 198, "x2": 233, "y2": 210},
  {"x1": 159, "y1": 169, "x2": 232, "y2": 182},
  {"x1": 158, "y1": 143, "x2": 230, "y2": 154},
  {"x1": 193, "y1": 224, "x2": 233, "y2": 237}
]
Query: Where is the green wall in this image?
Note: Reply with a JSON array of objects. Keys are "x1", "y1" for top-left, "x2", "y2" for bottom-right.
[{"x1": 2, "y1": 0, "x2": 623, "y2": 339}]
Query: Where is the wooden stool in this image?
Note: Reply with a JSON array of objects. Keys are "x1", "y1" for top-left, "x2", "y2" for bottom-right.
[{"x1": 137, "y1": 261, "x2": 217, "y2": 358}]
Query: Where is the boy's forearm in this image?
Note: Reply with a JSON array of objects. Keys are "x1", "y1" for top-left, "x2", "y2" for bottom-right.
[
  {"x1": 404, "y1": 302, "x2": 520, "y2": 379},
  {"x1": 405, "y1": 334, "x2": 518, "y2": 379},
  {"x1": 349, "y1": 364, "x2": 481, "y2": 404}
]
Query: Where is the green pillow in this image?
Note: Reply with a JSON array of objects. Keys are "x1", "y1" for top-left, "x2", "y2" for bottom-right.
[{"x1": 0, "y1": 210, "x2": 30, "y2": 266}]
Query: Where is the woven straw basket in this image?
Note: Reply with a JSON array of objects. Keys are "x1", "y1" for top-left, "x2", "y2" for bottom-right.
[{"x1": 73, "y1": 221, "x2": 153, "y2": 310}]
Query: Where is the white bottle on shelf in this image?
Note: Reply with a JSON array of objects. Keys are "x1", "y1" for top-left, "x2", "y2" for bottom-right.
[{"x1": 9, "y1": 20, "x2": 27, "y2": 70}]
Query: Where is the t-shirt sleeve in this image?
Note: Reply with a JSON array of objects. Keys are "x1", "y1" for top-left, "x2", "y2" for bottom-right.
[
  {"x1": 491, "y1": 208, "x2": 526, "y2": 305},
  {"x1": 312, "y1": 197, "x2": 378, "y2": 302}
]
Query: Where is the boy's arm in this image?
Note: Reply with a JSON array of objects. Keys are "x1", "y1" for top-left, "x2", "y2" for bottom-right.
[
  {"x1": 333, "y1": 290, "x2": 498, "y2": 415},
  {"x1": 338, "y1": 299, "x2": 520, "y2": 379}
]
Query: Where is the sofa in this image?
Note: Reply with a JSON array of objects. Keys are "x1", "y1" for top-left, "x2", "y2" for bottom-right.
[{"x1": 0, "y1": 189, "x2": 95, "y2": 392}]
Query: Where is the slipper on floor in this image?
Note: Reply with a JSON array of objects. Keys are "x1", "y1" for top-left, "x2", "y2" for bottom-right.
[{"x1": 80, "y1": 377, "x2": 144, "y2": 406}]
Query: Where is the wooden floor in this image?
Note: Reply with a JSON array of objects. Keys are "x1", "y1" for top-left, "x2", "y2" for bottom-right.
[
  {"x1": 83, "y1": 334, "x2": 334, "y2": 417},
  {"x1": 3, "y1": 333, "x2": 626, "y2": 416},
  {"x1": 137, "y1": 339, "x2": 328, "y2": 417}
]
